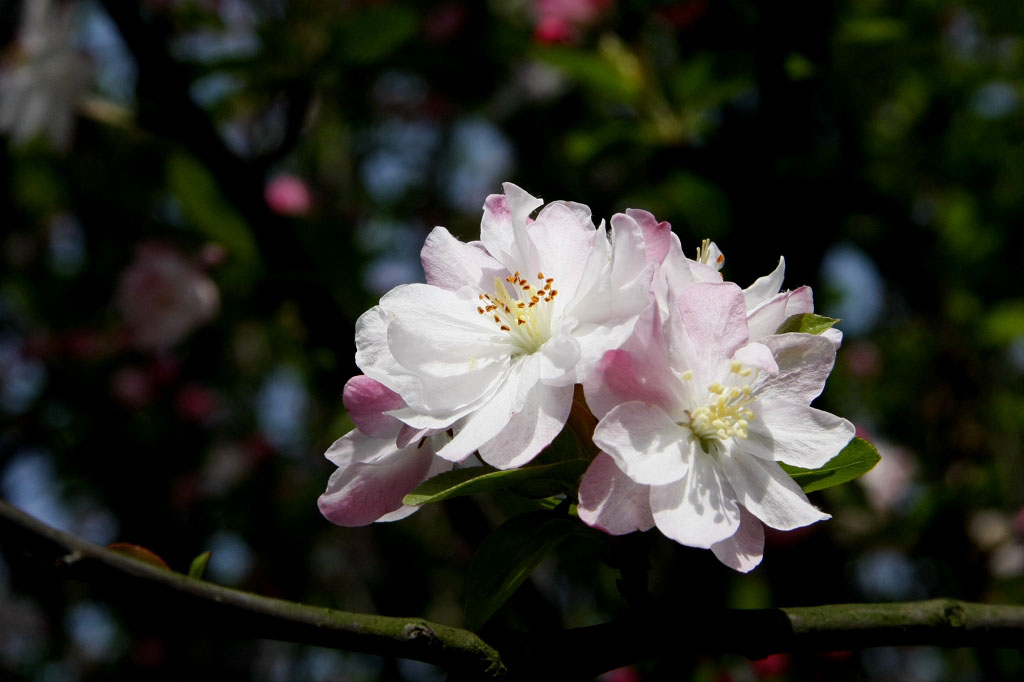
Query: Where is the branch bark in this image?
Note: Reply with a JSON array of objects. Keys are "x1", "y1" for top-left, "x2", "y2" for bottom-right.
[
  {"x1": 3, "y1": 498, "x2": 1023, "y2": 682},
  {"x1": 0, "y1": 499, "x2": 507, "y2": 679}
]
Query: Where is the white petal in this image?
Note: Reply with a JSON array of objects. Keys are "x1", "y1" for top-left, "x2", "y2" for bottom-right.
[
  {"x1": 578, "y1": 453, "x2": 656, "y2": 535},
  {"x1": 354, "y1": 305, "x2": 416, "y2": 394},
  {"x1": 477, "y1": 382, "x2": 573, "y2": 469},
  {"x1": 529, "y1": 200, "x2": 599, "y2": 297},
  {"x1": 733, "y1": 342, "x2": 779, "y2": 376},
  {"x1": 741, "y1": 400, "x2": 855, "y2": 468},
  {"x1": 756, "y1": 333, "x2": 839, "y2": 404},
  {"x1": 719, "y1": 452, "x2": 830, "y2": 531},
  {"x1": 743, "y1": 257, "x2": 785, "y2": 311},
  {"x1": 710, "y1": 506, "x2": 765, "y2": 573},
  {"x1": 538, "y1": 331, "x2": 582, "y2": 385},
  {"x1": 420, "y1": 227, "x2": 505, "y2": 291},
  {"x1": 435, "y1": 363, "x2": 523, "y2": 462},
  {"x1": 593, "y1": 402, "x2": 690, "y2": 485},
  {"x1": 383, "y1": 284, "x2": 509, "y2": 376},
  {"x1": 650, "y1": 451, "x2": 741, "y2": 548},
  {"x1": 746, "y1": 286, "x2": 815, "y2": 341}
]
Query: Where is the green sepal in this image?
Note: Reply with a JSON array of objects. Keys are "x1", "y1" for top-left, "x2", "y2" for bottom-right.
[
  {"x1": 465, "y1": 510, "x2": 579, "y2": 630},
  {"x1": 780, "y1": 437, "x2": 881, "y2": 493},
  {"x1": 776, "y1": 313, "x2": 839, "y2": 335}
]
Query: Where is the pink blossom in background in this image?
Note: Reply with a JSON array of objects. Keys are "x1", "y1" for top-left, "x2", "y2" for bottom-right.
[
  {"x1": 858, "y1": 438, "x2": 917, "y2": 514},
  {"x1": 175, "y1": 383, "x2": 220, "y2": 422},
  {"x1": 533, "y1": 0, "x2": 612, "y2": 43},
  {"x1": 116, "y1": 243, "x2": 220, "y2": 351},
  {"x1": 264, "y1": 175, "x2": 312, "y2": 216},
  {"x1": 110, "y1": 366, "x2": 155, "y2": 408}
]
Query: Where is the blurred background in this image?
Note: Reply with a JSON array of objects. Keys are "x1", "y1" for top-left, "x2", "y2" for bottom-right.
[{"x1": 1, "y1": 1, "x2": 1023, "y2": 680}]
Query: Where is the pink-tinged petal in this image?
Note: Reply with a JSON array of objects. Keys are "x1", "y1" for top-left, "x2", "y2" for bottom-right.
[
  {"x1": 584, "y1": 307, "x2": 675, "y2": 418},
  {"x1": 783, "y1": 285, "x2": 814, "y2": 316},
  {"x1": 710, "y1": 506, "x2": 765, "y2": 573},
  {"x1": 740, "y1": 401, "x2": 855, "y2": 468},
  {"x1": 478, "y1": 382, "x2": 573, "y2": 469},
  {"x1": 578, "y1": 453, "x2": 656, "y2": 535},
  {"x1": 343, "y1": 375, "x2": 404, "y2": 437},
  {"x1": 650, "y1": 451, "x2": 741, "y2": 548},
  {"x1": 593, "y1": 402, "x2": 690, "y2": 485},
  {"x1": 675, "y1": 282, "x2": 749, "y2": 379},
  {"x1": 420, "y1": 226, "x2": 505, "y2": 291},
  {"x1": 733, "y1": 342, "x2": 779, "y2": 376},
  {"x1": 743, "y1": 257, "x2": 785, "y2": 311},
  {"x1": 746, "y1": 286, "x2": 814, "y2": 341},
  {"x1": 756, "y1": 333, "x2": 838, "y2": 404},
  {"x1": 318, "y1": 434, "x2": 437, "y2": 526},
  {"x1": 480, "y1": 184, "x2": 543, "y2": 270},
  {"x1": 719, "y1": 453, "x2": 830, "y2": 531},
  {"x1": 375, "y1": 452, "x2": 454, "y2": 522},
  {"x1": 623, "y1": 208, "x2": 673, "y2": 265},
  {"x1": 435, "y1": 364, "x2": 522, "y2": 461}
]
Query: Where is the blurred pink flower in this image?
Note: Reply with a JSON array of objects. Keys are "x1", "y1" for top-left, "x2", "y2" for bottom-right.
[
  {"x1": 175, "y1": 383, "x2": 220, "y2": 422},
  {"x1": 858, "y1": 438, "x2": 916, "y2": 514},
  {"x1": 264, "y1": 175, "x2": 312, "y2": 216},
  {"x1": 533, "y1": 0, "x2": 612, "y2": 44},
  {"x1": 116, "y1": 243, "x2": 219, "y2": 351},
  {"x1": 111, "y1": 366, "x2": 155, "y2": 408}
]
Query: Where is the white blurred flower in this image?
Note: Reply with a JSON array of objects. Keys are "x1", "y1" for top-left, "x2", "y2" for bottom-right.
[{"x1": 0, "y1": 0, "x2": 92, "y2": 150}]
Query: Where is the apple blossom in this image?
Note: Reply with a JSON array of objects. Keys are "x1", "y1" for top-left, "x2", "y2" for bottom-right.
[
  {"x1": 354, "y1": 183, "x2": 652, "y2": 469},
  {"x1": 579, "y1": 281, "x2": 854, "y2": 571}
]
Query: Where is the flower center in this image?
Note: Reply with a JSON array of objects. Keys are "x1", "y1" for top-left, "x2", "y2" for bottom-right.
[
  {"x1": 681, "y1": 361, "x2": 757, "y2": 453},
  {"x1": 476, "y1": 271, "x2": 559, "y2": 354}
]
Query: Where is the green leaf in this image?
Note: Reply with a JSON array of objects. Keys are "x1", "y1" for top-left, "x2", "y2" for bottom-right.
[
  {"x1": 776, "y1": 313, "x2": 839, "y2": 336},
  {"x1": 780, "y1": 438, "x2": 881, "y2": 493},
  {"x1": 336, "y1": 6, "x2": 418, "y2": 63},
  {"x1": 533, "y1": 46, "x2": 641, "y2": 103},
  {"x1": 188, "y1": 550, "x2": 212, "y2": 579},
  {"x1": 465, "y1": 511, "x2": 578, "y2": 630},
  {"x1": 403, "y1": 459, "x2": 589, "y2": 506},
  {"x1": 167, "y1": 153, "x2": 261, "y2": 269},
  {"x1": 836, "y1": 18, "x2": 907, "y2": 44}
]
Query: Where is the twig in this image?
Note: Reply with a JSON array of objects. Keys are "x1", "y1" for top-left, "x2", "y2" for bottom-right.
[
  {"x1": 0, "y1": 499, "x2": 507, "y2": 679},
  {"x1": 4, "y1": 498, "x2": 1023, "y2": 681}
]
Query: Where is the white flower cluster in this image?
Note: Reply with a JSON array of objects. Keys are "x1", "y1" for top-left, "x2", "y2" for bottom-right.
[{"x1": 319, "y1": 183, "x2": 854, "y2": 571}]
